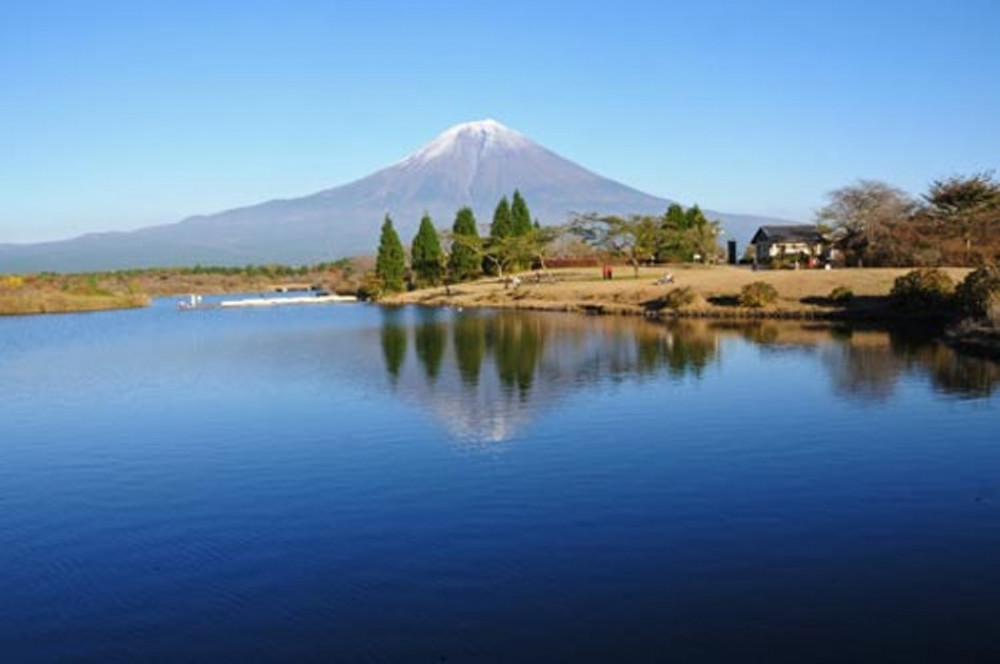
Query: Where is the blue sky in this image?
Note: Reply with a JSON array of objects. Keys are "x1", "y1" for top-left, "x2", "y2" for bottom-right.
[{"x1": 2, "y1": 0, "x2": 998, "y2": 243}]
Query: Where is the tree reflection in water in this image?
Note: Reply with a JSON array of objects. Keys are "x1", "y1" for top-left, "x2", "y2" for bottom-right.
[
  {"x1": 452, "y1": 313, "x2": 486, "y2": 387},
  {"x1": 379, "y1": 308, "x2": 407, "y2": 383},
  {"x1": 378, "y1": 309, "x2": 998, "y2": 441},
  {"x1": 488, "y1": 314, "x2": 546, "y2": 399},
  {"x1": 414, "y1": 307, "x2": 447, "y2": 384}
]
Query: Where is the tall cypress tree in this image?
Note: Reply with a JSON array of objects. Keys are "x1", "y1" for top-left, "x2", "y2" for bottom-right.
[
  {"x1": 511, "y1": 189, "x2": 533, "y2": 236},
  {"x1": 448, "y1": 207, "x2": 481, "y2": 282},
  {"x1": 490, "y1": 196, "x2": 512, "y2": 239},
  {"x1": 375, "y1": 214, "x2": 406, "y2": 293},
  {"x1": 411, "y1": 213, "x2": 444, "y2": 286}
]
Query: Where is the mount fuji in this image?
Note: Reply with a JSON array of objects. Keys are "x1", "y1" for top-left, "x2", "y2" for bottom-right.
[{"x1": 1, "y1": 119, "x2": 789, "y2": 271}]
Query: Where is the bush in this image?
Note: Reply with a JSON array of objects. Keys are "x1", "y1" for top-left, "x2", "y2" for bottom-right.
[
  {"x1": 739, "y1": 281, "x2": 779, "y2": 308},
  {"x1": 662, "y1": 286, "x2": 699, "y2": 309},
  {"x1": 956, "y1": 265, "x2": 1000, "y2": 321},
  {"x1": 829, "y1": 285, "x2": 854, "y2": 304},
  {"x1": 356, "y1": 274, "x2": 384, "y2": 301},
  {"x1": 890, "y1": 268, "x2": 955, "y2": 314},
  {"x1": 769, "y1": 255, "x2": 795, "y2": 270}
]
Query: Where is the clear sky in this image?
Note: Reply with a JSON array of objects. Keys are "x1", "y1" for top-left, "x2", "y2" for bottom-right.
[{"x1": 2, "y1": 0, "x2": 998, "y2": 243}]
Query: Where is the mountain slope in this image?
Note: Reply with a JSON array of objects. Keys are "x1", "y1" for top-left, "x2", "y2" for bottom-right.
[{"x1": 1, "y1": 120, "x2": 789, "y2": 271}]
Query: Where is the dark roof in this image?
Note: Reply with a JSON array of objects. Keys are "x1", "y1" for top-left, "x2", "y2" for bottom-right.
[{"x1": 750, "y1": 225, "x2": 825, "y2": 244}]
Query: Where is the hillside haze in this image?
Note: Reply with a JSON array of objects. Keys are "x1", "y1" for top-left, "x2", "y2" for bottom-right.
[{"x1": 1, "y1": 120, "x2": 787, "y2": 271}]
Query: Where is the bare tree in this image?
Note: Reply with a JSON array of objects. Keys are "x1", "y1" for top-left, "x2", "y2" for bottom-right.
[{"x1": 816, "y1": 180, "x2": 915, "y2": 266}]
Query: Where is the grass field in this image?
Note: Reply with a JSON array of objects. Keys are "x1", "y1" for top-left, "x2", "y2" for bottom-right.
[{"x1": 385, "y1": 265, "x2": 974, "y2": 318}]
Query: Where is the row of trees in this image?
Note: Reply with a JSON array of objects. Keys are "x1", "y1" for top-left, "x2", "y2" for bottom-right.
[
  {"x1": 374, "y1": 190, "x2": 548, "y2": 294},
  {"x1": 374, "y1": 191, "x2": 724, "y2": 294},
  {"x1": 569, "y1": 204, "x2": 722, "y2": 277},
  {"x1": 817, "y1": 172, "x2": 1000, "y2": 267}
]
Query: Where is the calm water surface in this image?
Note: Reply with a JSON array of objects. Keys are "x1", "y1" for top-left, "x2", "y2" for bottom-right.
[{"x1": 2, "y1": 300, "x2": 1000, "y2": 662}]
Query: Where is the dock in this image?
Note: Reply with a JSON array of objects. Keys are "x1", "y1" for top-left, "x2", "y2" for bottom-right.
[{"x1": 178, "y1": 293, "x2": 357, "y2": 310}]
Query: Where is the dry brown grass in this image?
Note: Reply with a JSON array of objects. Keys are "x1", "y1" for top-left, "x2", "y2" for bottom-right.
[
  {"x1": 385, "y1": 265, "x2": 974, "y2": 318},
  {"x1": 0, "y1": 289, "x2": 149, "y2": 315},
  {"x1": 0, "y1": 274, "x2": 150, "y2": 315},
  {"x1": 0, "y1": 259, "x2": 372, "y2": 315}
]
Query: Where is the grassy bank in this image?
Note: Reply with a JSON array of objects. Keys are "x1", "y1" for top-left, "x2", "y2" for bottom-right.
[
  {"x1": 383, "y1": 265, "x2": 974, "y2": 319},
  {"x1": 0, "y1": 274, "x2": 150, "y2": 316},
  {"x1": 0, "y1": 259, "x2": 370, "y2": 316},
  {"x1": 116, "y1": 259, "x2": 370, "y2": 297}
]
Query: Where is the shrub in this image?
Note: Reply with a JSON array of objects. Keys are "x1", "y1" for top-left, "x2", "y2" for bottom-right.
[
  {"x1": 829, "y1": 285, "x2": 854, "y2": 304},
  {"x1": 356, "y1": 274, "x2": 384, "y2": 301},
  {"x1": 956, "y1": 265, "x2": 1000, "y2": 320},
  {"x1": 890, "y1": 268, "x2": 955, "y2": 314},
  {"x1": 769, "y1": 255, "x2": 794, "y2": 270},
  {"x1": 739, "y1": 281, "x2": 778, "y2": 308},
  {"x1": 662, "y1": 286, "x2": 699, "y2": 309}
]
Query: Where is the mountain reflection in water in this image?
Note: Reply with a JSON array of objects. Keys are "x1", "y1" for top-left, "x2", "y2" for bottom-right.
[{"x1": 3, "y1": 302, "x2": 999, "y2": 662}]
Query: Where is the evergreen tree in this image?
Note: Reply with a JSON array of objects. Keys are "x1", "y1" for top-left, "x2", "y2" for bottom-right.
[
  {"x1": 380, "y1": 310, "x2": 407, "y2": 381},
  {"x1": 656, "y1": 203, "x2": 690, "y2": 262},
  {"x1": 411, "y1": 213, "x2": 444, "y2": 286},
  {"x1": 685, "y1": 204, "x2": 708, "y2": 229},
  {"x1": 375, "y1": 214, "x2": 406, "y2": 293},
  {"x1": 511, "y1": 189, "x2": 533, "y2": 236},
  {"x1": 448, "y1": 207, "x2": 481, "y2": 282},
  {"x1": 490, "y1": 196, "x2": 513, "y2": 239},
  {"x1": 664, "y1": 203, "x2": 688, "y2": 230}
]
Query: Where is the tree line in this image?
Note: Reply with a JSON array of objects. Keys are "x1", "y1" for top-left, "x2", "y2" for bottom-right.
[
  {"x1": 817, "y1": 171, "x2": 1000, "y2": 267},
  {"x1": 373, "y1": 191, "x2": 723, "y2": 295},
  {"x1": 568, "y1": 204, "x2": 721, "y2": 277},
  {"x1": 373, "y1": 189, "x2": 552, "y2": 295}
]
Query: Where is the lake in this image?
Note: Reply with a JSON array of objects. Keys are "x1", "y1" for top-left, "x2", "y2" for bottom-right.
[{"x1": 2, "y1": 300, "x2": 999, "y2": 662}]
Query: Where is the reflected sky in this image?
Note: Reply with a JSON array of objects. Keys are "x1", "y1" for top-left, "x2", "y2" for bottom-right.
[{"x1": 2, "y1": 302, "x2": 999, "y2": 662}]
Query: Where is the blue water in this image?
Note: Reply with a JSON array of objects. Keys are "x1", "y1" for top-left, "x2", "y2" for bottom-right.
[{"x1": 2, "y1": 301, "x2": 999, "y2": 662}]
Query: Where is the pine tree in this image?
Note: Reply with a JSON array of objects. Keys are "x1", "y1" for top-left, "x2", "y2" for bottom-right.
[
  {"x1": 656, "y1": 203, "x2": 691, "y2": 262},
  {"x1": 490, "y1": 196, "x2": 512, "y2": 239},
  {"x1": 685, "y1": 204, "x2": 708, "y2": 229},
  {"x1": 511, "y1": 189, "x2": 533, "y2": 236},
  {"x1": 448, "y1": 207, "x2": 481, "y2": 282},
  {"x1": 664, "y1": 203, "x2": 688, "y2": 230},
  {"x1": 411, "y1": 213, "x2": 444, "y2": 286},
  {"x1": 484, "y1": 196, "x2": 514, "y2": 275},
  {"x1": 375, "y1": 214, "x2": 406, "y2": 293}
]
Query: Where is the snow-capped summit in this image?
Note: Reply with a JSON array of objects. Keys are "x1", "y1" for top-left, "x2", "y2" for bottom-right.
[{"x1": 401, "y1": 118, "x2": 532, "y2": 165}]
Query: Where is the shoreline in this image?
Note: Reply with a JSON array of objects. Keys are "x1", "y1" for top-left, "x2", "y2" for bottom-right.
[
  {"x1": 382, "y1": 265, "x2": 1000, "y2": 359},
  {"x1": 382, "y1": 265, "x2": 965, "y2": 320}
]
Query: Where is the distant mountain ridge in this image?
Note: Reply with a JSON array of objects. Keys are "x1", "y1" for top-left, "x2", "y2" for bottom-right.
[{"x1": 1, "y1": 119, "x2": 792, "y2": 271}]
